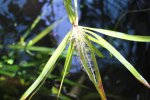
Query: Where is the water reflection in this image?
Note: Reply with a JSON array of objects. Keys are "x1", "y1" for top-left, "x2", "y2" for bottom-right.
[{"x1": 41, "y1": 0, "x2": 75, "y2": 43}]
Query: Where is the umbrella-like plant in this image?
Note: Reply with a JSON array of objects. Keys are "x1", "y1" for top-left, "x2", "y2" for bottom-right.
[{"x1": 20, "y1": 0, "x2": 150, "y2": 100}]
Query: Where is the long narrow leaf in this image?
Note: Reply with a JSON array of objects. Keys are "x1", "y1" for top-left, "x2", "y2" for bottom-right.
[
  {"x1": 84, "y1": 30, "x2": 150, "y2": 89},
  {"x1": 0, "y1": 44, "x2": 69, "y2": 57},
  {"x1": 73, "y1": 0, "x2": 78, "y2": 25},
  {"x1": 57, "y1": 40, "x2": 75, "y2": 99},
  {"x1": 84, "y1": 36, "x2": 106, "y2": 100},
  {"x1": 91, "y1": 44, "x2": 104, "y2": 58},
  {"x1": 20, "y1": 31, "x2": 72, "y2": 100},
  {"x1": 78, "y1": 40, "x2": 106, "y2": 99},
  {"x1": 21, "y1": 15, "x2": 41, "y2": 43},
  {"x1": 28, "y1": 19, "x2": 63, "y2": 46},
  {"x1": 79, "y1": 43, "x2": 106, "y2": 99},
  {"x1": 81, "y1": 26, "x2": 150, "y2": 42},
  {"x1": 78, "y1": 45, "x2": 96, "y2": 84},
  {"x1": 64, "y1": 0, "x2": 75, "y2": 24}
]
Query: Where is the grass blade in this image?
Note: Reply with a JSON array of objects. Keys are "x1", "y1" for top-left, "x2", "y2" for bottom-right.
[
  {"x1": 64, "y1": 0, "x2": 75, "y2": 24},
  {"x1": 85, "y1": 30, "x2": 150, "y2": 89},
  {"x1": 57, "y1": 40, "x2": 75, "y2": 99},
  {"x1": 20, "y1": 31, "x2": 72, "y2": 100},
  {"x1": 52, "y1": 87, "x2": 72, "y2": 100},
  {"x1": 77, "y1": 38, "x2": 105, "y2": 99},
  {"x1": 79, "y1": 43, "x2": 107, "y2": 99},
  {"x1": 28, "y1": 19, "x2": 63, "y2": 46},
  {"x1": 81, "y1": 26, "x2": 150, "y2": 42},
  {"x1": 20, "y1": 15, "x2": 42, "y2": 44},
  {"x1": 0, "y1": 44, "x2": 69, "y2": 57},
  {"x1": 79, "y1": 46, "x2": 95, "y2": 84},
  {"x1": 84, "y1": 36, "x2": 106, "y2": 100},
  {"x1": 0, "y1": 70, "x2": 15, "y2": 77},
  {"x1": 91, "y1": 44, "x2": 104, "y2": 58},
  {"x1": 73, "y1": 0, "x2": 78, "y2": 25}
]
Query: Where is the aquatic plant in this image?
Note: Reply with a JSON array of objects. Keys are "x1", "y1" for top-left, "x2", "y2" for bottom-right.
[{"x1": 21, "y1": 0, "x2": 150, "y2": 100}]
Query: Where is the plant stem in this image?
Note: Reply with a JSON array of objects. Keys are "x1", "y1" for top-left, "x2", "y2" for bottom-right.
[{"x1": 74, "y1": 0, "x2": 78, "y2": 26}]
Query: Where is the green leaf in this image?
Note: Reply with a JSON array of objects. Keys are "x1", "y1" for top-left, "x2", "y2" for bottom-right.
[
  {"x1": 85, "y1": 30, "x2": 150, "y2": 89},
  {"x1": 57, "y1": 40, "x2": 75, "y2": 99},
  {"x1": 61, "y1": 41, "x2": 75, "y2": 76},
  {"x1": 81, "y1": 26, "x2": 150, "y2": 42},
  {"x1": 21, "y1": 15, "x2": 42, "y2": 43},
  {"x1": 28, "y1": 19, "x2": 63, "y2": 46},
  {"x1": 91, "y1": 44, "x2": 104, "y2": 58},
  {"x1": 0, "y1": 44, "x2": 69, "y2": 57},
  {"x1": 6, "y1": 59, "x2": 14, "y2": 65},
  {"x1": 84, "y1": 36, "x2": 106, "y2": 100},
  {"x1": 20, "y1": 31, "x2": 72, "y2": 100},
  {"x1": 73, "y1": 0, "x2": 78, "y2": 25},
  {"x1": 78, "y1": 44, "x2": 96, "y2": 84},
  {"x1": 52, "y1": 87, "x2": 72, "y2": 100},
  {"x1": 0, "y1": 70, "x2": 15, "y2": 77},
  {"x1": 64, "y1": 0, "x2": 75, "y2": 24},
  {"x1": 79, "y1": 41, "x2": 107, "y2": 100},
  {"x1": 74, "y1": 0, "x2": 78, "y2": 18},
  {"x1": 77, "y1": 37, "x2": 103, "y2": 97}
]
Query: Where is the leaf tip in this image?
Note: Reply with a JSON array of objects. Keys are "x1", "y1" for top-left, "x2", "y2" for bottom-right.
[
  {"x1": 142, "y1": 81, "x2": 150, "y2": 89},
  {"x1": 139, "y1": 76, "x2": 150, "y2": 89}
]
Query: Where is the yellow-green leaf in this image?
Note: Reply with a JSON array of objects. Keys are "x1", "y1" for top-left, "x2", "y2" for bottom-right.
[
  {"x1": 20, "y1": 31, "x2": 72, "y2": 100},
  {"x1": 28, "y1": 19, "x2": 63, "y2": 46},
  {"x1": 85, "y1": 36, "x2": 106, "y2": 100},
  {"x1": 85, "y1": 30, "x2": 150, "y2": 89},
  {"x1": 81, "y1": 26, "x2": 150, "y2": 42},
  {"x1": 64, "y1": 0, "x2": 75, "y2": 24},
  {"x1": 57, "y1": 40, "x2": 75, "y2": 99}
]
